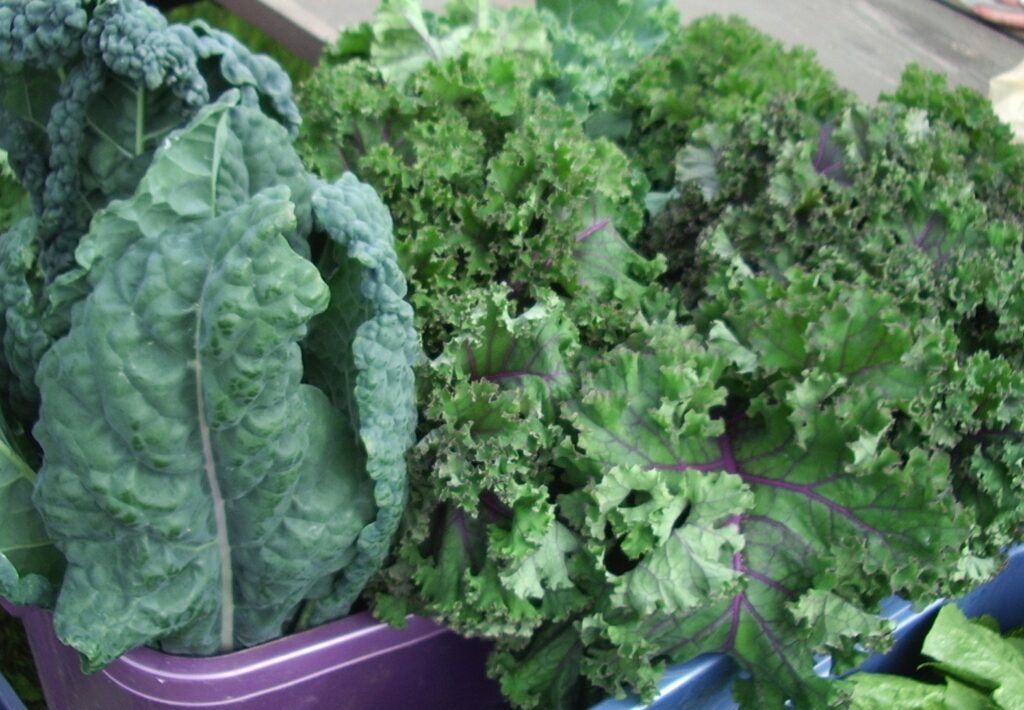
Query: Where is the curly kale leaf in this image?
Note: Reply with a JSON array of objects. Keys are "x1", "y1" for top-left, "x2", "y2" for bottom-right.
[
  {"x1": 373, "y1": 287, "x2": 588, "y2": 640},
  {"x1": 557, "y1": 297, "x2": 963, "y2": 705},
  {"x1": 882, "y1": 64, "x2": 1024, "y2": 224},
  {"x1": 299, "y1": 53, "x2": 661, "y2": 354},
  {"x1": 602, "y1": 15, "x2": 849, "y2": 187},
  {"x1": 538, "y1": 0, "x2": 678, "y2": 112},
  {"x1": 651, "y1": 92, "x2": 1024, "y2": 559}
]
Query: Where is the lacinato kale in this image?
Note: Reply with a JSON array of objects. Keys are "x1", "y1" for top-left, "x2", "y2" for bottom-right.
[
  {"x1": 0, "y1": 0, "x2": 301, "y2": 423},
  {"x1": 0, "y1": 2, "x2": 419, "y2": 674}
]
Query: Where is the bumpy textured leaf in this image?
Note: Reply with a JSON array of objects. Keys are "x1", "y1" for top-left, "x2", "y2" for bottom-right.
[
  {"x1": 0, "y1": 403, "x2": 61, "y2": 607},
  {"x1": 0, "y1": 0, "x2": 306, "y2": 444},
  {"x1": 165, "y1": 1, "x2": 311, "y2": 84},
  {"x1": 538, "y1": 0, "x2": 678, "y2": 111},
  {"x1": 299, "y1": 47, "x2": 658, "y2": 354},
  {"x1": 8, "y1": 90, "x2": 312, "y2": 426},
  {"x1": 32, "y1": 181, "x2": 375, "y2": 669},
  {"x1": 559, "y1": 320, "x2": 964, "y2": 705},
  {"x1": 55, "y1": 91, "x2": 312, "y2": 301},
  {"x1": 368, "y1": 0, "x2": 548, "y2": 86},
  {"x1": 297, "y1": 175, "x2": 419, "y2": 626},
  {"x1": 0, "y1": 149, "x2": 28, "y2": 231},
  {"x1": 0, "y1": 218, "x2": 52, "y2": 420},
  {"x1": 27, "y1": 96, "x2": 414, "y2": 670},
  {"x1": 0, "y1": 0, "x2": 300, "y2": 280}
]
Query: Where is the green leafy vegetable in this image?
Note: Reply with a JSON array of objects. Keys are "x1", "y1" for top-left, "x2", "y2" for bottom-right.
[
  {"x1": 606, "y1": 34, "x2": 1024, "y2": 707},
  {"x1": 844, "y1": 605, "x2": 1024, "y2": 709},
  {"x1": 0, "y1": 61, "x2": 418, "y2": 672},
  {"x1": 601, "y1": 15, "x2": 849, "y2": 187},
  {"x1": 165, "y1": 0, "x2": 312, "y2": 84},
  {"x1": 648, "y1": 92, "x2": 1024, "y2": 559},
  {"x1": 299, "y1": 25, "x2": 664, "y2": 355},
  {"x1": 538, "y1": 0, "x2": 679, "y2": 112},
  {"x1": 300, "y1": 3, "x2": 1015, "y2": 708},
  {"x1": 0, "y1": 0, "x2": 303, "y2": 424},
  {"x1": 0, "y1": 399, "x2": 60, "y2": 608},
  {"x1": 0, "y1": 149, "x2": 28, "y2": 231}
]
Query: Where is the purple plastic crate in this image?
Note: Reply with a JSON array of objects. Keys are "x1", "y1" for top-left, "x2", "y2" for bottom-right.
[{"x1": 0, "y1": 600, "x2": 508, "y2": 710}]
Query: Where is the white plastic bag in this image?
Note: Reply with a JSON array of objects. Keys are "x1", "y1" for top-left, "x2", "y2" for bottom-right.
[{"x1": 990, "y1": 58, "x2": 1024, "y2": 142}]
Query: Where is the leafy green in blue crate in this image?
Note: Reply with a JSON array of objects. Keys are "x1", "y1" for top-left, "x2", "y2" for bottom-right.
[{"x1": 842, "y1": 605, "x2": 1024, "y2": 709}]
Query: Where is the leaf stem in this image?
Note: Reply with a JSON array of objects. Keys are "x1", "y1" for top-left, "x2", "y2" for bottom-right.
[
  {"x1": 193, "y1": 295, "x2": 234, "y2": 653},
  {"x1": 135, "y1": 87, "x2": 145, "y2": 156}
]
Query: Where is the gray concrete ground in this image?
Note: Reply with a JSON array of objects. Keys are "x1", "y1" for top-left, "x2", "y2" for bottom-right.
[
  {"x1": 673, "y1": 0, "x2": 1024, "y2": 99},
  {"x1": 220, "y1": 0, "x2": 1024, "y2": 98}
]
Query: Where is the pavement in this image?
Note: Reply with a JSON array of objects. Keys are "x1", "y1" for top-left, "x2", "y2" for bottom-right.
[{"x1": 217, "y1": 0, "x2": 1024, "y2": 98}]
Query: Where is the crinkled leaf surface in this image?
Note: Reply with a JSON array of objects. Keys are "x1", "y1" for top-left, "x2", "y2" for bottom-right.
[
  {"x1": 28, "y1": 98, "x2": 411, "y2": 670},
  {"x1": 0, "y1": 0, "x2": 300, "y2": 280},
  {"x1": 32, "y1": 180, "x2": 376, "y2": 669},
  {"x1": 0, "y1": 218, "x2": 52, "y2": 420},
  {"x1": 0, "y1": 403, "x2": 61, "y2": 608},
  {"x1": 56, "y1": 91, "x2": 312, "y2": 304},
  {"x1": 297, "y1": 175, "x2": 420, "y2": 626},
  {"x1": 538, "y1": 0, "x2": 678, "y2": 109},
  {"x1": 0, "y1": 149, "x2": 29, "y2": 231},
  {"x1": 11, "y1": 91, "x2": 311, "y2": 425},
  {"x1": 370, "y1": 0, "x2": 548, "y2": 86},
  {"x1": 559, "y1": 305, "x2": 966, "y2": 706}
]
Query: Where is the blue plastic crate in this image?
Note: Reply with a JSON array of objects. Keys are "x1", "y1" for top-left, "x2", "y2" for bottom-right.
[
  {"x1": 0, "y1": 671, "x2": 26, "y2": 710},
  {"x1": 591, "y1": 547, "x2": 1024, "y2": 709}
]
